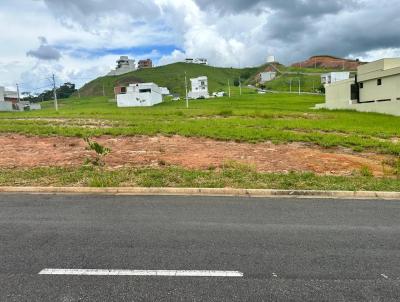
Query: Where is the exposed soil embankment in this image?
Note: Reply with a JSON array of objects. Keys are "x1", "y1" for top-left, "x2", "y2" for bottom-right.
[{"x1": 0, "y1": 134, "x2": 391, "y2": 176}]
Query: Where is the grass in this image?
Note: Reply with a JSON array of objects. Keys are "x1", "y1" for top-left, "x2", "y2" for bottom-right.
[
  {"x1": 0, "y1": 92, "x2": 399, "y2": 155},
  {"x1": 1, "y1": 165, "x2": 400, "y2": 191},
  {"x1": 264, "y1": 74, "x2": 323, "y2": 93}
]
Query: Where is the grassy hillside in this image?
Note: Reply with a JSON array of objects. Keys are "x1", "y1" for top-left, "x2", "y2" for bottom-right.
[
  {"x1": 78, "y1": 63, "x2": 263, "y2": 97},
  {"x1": 264, "y1": 74, "x2": 323, "y2": 92}
]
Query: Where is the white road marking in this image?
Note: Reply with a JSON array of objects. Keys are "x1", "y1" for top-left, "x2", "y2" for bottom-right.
[
  {"x1": 381, "y1": 274, "x2": 389, "y2": 279},
  {"x1": 38, "y1": 269, "x2": 244, "y2": 277}
]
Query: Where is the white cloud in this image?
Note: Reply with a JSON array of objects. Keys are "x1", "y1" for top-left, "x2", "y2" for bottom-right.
[{"x1": 1, "y1": 0, "x2": 400, "y2": 92}]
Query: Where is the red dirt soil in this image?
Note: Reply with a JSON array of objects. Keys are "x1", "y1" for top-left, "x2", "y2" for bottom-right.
[
  {"x1": 292, "y1": 55, "x2": 363, "y2": 70},
  {"x1": 0, "y1": 134, "x2": 390, "y2": 176}
]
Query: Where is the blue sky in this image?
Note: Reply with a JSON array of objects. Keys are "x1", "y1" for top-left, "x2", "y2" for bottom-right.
[{"x1": 1, "y1": 0, "x2": 400, "y2": 92}]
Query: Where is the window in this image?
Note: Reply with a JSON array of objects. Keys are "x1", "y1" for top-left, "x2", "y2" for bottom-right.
[
  {"x1": 377, "y1": 79, "x2": 382, "y2": 86},
  {"x1": 359, "y1": 82, "x2": 363, "y2": 89},
  {"x1": 121, "y1": 87, "x2": 127, "y2": 94},
  {"x1": 139, "y1": 89, "x2": 151, "y2": 93}
]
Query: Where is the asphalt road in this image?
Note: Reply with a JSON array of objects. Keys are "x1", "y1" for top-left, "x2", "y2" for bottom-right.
[{"x1": 0, "y1": 194, "x2": 399, "y2": 301}]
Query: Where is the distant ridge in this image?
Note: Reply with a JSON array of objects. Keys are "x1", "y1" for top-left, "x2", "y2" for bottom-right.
[{"x1": 292, "y1": 55, "x2": 364, "y2": 70}]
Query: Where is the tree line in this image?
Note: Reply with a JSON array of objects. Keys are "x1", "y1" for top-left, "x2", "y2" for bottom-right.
[{"x1": 22, "y1": 82, "x2": 77, "y2": 102}]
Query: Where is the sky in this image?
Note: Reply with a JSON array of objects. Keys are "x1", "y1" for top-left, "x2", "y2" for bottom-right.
[{"x1": 1, "y1": 0, "x2": 400, "y2": 93}]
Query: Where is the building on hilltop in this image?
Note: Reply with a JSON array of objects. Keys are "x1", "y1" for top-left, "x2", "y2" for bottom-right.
[
  {"x1": 108, "y1": 56, "x2": 136, "y2": 76},
  {"x1": 138, "y1": 59, "x2": 153, "y2": 69},
  {"x1": 188, "y1": 76, "x2": 209, "y2": 99},
  {"x1": 292, "y1": 55, "x2": 363, "y2": 70},
  {"x1": 185, "y1": 58, "x2": 208, "y2": 65},
  {"x1": 316, "y1": 58, "x2": 400, "y2": 116}
]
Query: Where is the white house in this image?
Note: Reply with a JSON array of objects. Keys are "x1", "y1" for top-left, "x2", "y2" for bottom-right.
[
  {"x1": 188, "y1": 76, "x2": 209, "y2": 99},
  {"x1": 258, "y1": 72, "x2": 277, "y2": 84},
  {"x1": 108, "y1": 56, "x2": 136, "y2": 76},
  {"x1": 185, "y1": 58, "x2": 208, "y2": 65},
  {"x1": 117, "y1": 83, "x2": 163, "y2": 107},
  {"x1": 321, "y1": 72, "x2": 350, "y2": 84}
]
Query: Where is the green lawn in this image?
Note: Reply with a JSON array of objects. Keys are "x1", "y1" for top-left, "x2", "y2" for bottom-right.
[{"x1": 0, "y1": 92, "x2": 399, "y2": 155}]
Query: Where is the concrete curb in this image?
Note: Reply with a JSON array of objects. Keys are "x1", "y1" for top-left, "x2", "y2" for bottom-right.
[{"x1": 0, "y1": 187, "x2": 399, "y2": 200}]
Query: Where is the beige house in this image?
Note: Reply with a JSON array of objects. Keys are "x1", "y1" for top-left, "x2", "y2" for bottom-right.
[{"x1": 316, "y1": 58, "x2": 400, "y2": 116}]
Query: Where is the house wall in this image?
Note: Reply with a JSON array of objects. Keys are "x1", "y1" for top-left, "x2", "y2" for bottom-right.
[
  {"x1": 0, "y1": 86, "x2": 4, "y2": 102},
  {"x1": 189, "y1": 77, "x2": 209, "y2": 99},
  {"x1": 117, "y1": 83, "x2": 163, "y2": 107},
  {"x1": 323, "y1": 79, "x2": 355, "y2": 109},
  {"x1": 259, "y1": 72, "x2": 276, "y2": 83},
  {"x1": 359, "y1": 74, "x2": 400, "y2": 102},
  {"x1": 318, "y1": 76, "x2": 400, "y2": 116},
  {"x1": 0, "y1": 101, "x2": 13, "y2": 112}
]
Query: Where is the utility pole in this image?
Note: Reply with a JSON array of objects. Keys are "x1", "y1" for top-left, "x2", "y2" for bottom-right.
[
  {"x1": 16, "y1": 83, "x2": 20, "y2": 102},
  {"x1": 184, "y1": 72, "x2": 189, "y2": 109},
  {"x1": 77, "y1": 88, "x2": 81, "y2": 99},
  {"x1": 102, "y1": 83, "x2": 105, "y2": 97},
  {"x1": 228, "y1": 80, "x2": 231, "y2": 98},
  {"x1": 52, "y1": 74, "x2": 58, "y2": 111},
  {"x1": 298, "y1": 79, "x2": 301, "y2": 95},
  {"x1": 289, "y1": 79, "x2": 292, "y2": 93},
  {"x1": 239, "y1": 76, "x2": 242, "y2": 96}
]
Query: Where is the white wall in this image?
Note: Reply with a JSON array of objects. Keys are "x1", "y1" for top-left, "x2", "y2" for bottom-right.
[
  {"x1": 317, "y1": 77, "x2": 400, "y2": 116},
  {"x1": 0, "y1": 86, "x2": 4, "y2": 102},
  {"x1": 189, "y1": 77, "x2": 209, "y2": 99},
  {"x1": 260, "y1": 72, "x2": 276, "y2": 83},
  {"x1": 0, "y1": 101, "x2": 13, "y2": 111},
  {"x1": 117, "y1": 83, "x2": 163, "y2": 107}
]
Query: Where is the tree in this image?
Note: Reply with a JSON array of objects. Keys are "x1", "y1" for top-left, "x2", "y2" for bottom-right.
[{"x1": 57, "y1": 82, "x2": 76, "y2": 99}]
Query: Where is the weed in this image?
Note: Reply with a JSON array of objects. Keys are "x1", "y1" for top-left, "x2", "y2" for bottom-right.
[
  {"x1": 84, "y1": 137, "x2": 111, "y2": 166},
  {"x1": 359, "y1": 166, "x2": 373, "y2": 177},
  {"x1": 218, "y1": 109, "x2": 233, "y2": 117}
]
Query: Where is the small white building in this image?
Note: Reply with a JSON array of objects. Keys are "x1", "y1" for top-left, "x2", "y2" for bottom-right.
[
  {"x1": 117, "y1": 83, "x2": 163, "y2": 107},
  {"x1": 160, "y1": 87, "x2": 170, "y2": 96},
  {"x1": 188, "y1": 76, "x2": 209, "y2": 99},
  {"x1": 108, "y1": 56, "x2": 136, "y2": 76},
  {"x1": 185, "y1": 58, "x2": 208, "y2": 65},
  {"x1": 267, "y1": 56, "x2": 276, "y2": 63},
  {"x1": 321, "y1": 72, "x2": 350, "y2": 84},
  {"x1": 258, "y1": 72, "x2": 277, "y2": 84}
]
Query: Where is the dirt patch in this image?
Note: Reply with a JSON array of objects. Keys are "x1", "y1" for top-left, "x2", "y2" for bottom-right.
[
  {"x1": 2, "y1": 118, "x2": 117, "y2": 129},
  {"x1": 0, "y1": 134, "x2": 392, "y2": 176}
]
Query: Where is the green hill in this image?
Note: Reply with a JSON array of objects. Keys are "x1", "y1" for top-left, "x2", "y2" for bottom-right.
[{"x1": 78, "y1": 63, "x2": 263, "y2": 97}]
